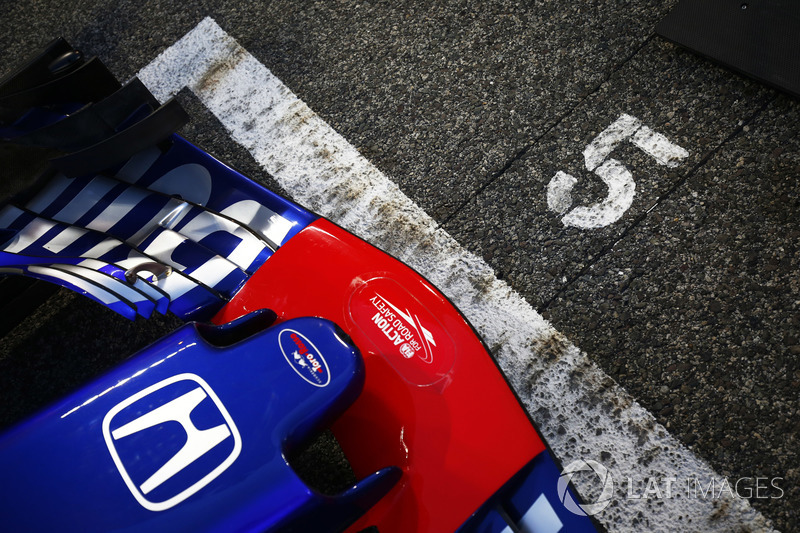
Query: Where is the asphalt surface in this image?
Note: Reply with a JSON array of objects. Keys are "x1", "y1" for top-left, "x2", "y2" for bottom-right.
[{"x1": 1, "y1": 1, "x2": 797, "y2": 531}]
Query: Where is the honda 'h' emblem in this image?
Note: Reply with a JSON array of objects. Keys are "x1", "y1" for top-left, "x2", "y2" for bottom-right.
[{"x1": 103, "y1": 374, "x2": 242, "y2": 511}]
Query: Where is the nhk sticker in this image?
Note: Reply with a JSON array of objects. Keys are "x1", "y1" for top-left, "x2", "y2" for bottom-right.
[
  {"x1": 278, "y1": 329, "x2": 331, "y2": 387},
  {"x1": 348, "y1": 277, "x2": 455, "y2": 386}
]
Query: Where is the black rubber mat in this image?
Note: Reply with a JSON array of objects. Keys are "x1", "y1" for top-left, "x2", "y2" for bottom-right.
[{"x1": 657, "y1": 0, "x2": 800, "y2": 99}]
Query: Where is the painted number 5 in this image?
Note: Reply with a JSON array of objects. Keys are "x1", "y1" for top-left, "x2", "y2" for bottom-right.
[{"x1": 547, "y1": 114, "x2": 688, "y2": 229}]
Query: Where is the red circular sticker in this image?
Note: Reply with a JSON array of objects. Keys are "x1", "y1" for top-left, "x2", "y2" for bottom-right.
[{"x1": 348, "y1": 277, "x2": 455, "y2": 386}]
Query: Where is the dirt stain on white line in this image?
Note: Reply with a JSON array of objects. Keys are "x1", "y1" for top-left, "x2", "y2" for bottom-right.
[{"x1": 138, "y1": 17, "x2": 773, "y2": 532}]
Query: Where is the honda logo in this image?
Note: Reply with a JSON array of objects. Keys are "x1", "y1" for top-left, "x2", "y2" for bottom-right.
[{"x1": 102, "y1": 373, "x2": 241, "y2": 511}]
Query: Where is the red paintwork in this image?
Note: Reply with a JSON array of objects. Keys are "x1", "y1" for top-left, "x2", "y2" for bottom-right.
[{"x1": 214, "y1": 219, "x2": 545, "y2": 532}]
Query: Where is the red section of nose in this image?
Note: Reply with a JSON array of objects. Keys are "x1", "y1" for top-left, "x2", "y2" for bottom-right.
[{"x1": 214, "y1": 219, "x2": 545, "y2": 532}]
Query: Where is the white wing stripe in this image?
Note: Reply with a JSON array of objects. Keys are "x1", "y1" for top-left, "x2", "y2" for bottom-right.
[
  {"x1": 27, "y1": 265, "x2": 121, "y2": 305},
  {"x1": 54, "y1": 264, "x2": 149, "y2": 305},
  {"x1": 53, "y1": 176, "x2": 118, "y2": 224},
  {"x1": 43, "y1": 226, "x2": 88, "y2": 254},
  {"x1": 2, "y1": 217, "x2": 57, "y2": 254},
  {"x1": 24, "y1": 173, "x2": 73, "y2": 214}
]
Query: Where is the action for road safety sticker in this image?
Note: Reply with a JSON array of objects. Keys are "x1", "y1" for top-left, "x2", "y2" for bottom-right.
[{"x1": 348, "y1": 277, "x2": 455, "y2": 386}]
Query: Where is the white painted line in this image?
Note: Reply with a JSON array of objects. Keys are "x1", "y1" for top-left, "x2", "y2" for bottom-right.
[
  {"x1": 560, "y1": 158, "x2": 636, "y2": 229},
  {"x1": 548, "y1": 113, "x2": 688, "y2": 230},
  {"x1": 546, "y1": 171, "x2": 578, "y2": 215},
  {"x1": 631, "y1": 125, "x2": 690, "y2": 168},
  {"x1": 138, "y1": 18, "x2": 774, "y2": 532},
  {"x1": 583, "y1": 114, "x2": 643, "y2": 172}
]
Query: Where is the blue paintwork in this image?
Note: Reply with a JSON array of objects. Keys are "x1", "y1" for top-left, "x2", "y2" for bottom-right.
[
  {"x1": 0, "y1": 312, "x2": 400, "y2": 532},
  {"x1": 457, "y1": 452, "x2": 599, "y2": 532},
  {"x1": 0, "y1": 135, "x2": 318, "y2": 321},
  {"x1": 136, "y1": 136, "x2": 317, "y2": 247},
  {"x1": 1, "y1": 49, "x2": 600, "y2": 532}
]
